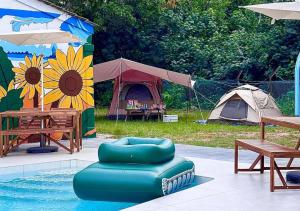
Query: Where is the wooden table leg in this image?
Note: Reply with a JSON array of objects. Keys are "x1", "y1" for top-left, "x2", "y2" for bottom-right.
[
  {"x1": 70, "y1": 131, "x2": 73, "y2": 154},
  {"x1": 260, "y1": 156, "x2": 265, "y2": 174},
  {"x1": 260, "y1": 122, "x2": 265, "y2": 141},
  {"x1": 0, "y1": 115, "x2": 2, "y2": 158},
  {"x1": 80, "y1": 113, "x2": 82, "y2": 149},
  {"x1": 158, "y1": 109, "x2": 161, "y2": 121},
  {"x1": 5, "y1": 116, "x2": 9, "y2": 155},
  {"x1": 274, "y1": 162, "x2": 287, "y2": 188},
  {"x1": 234, "y1": 142, "x2": 238, "y2": 174},
  {"x1": 3, "y1": 135, "x2": 7, "y2": 156},
  {"x1": 270, "y1": 157, "x2": 275, "y2": 192},
  {"x1": 0, "y1": 134, "x2": 2, "y2": 158},
  {"x1": 76, "y1": 114, "x2": 80, "y2": 152},
  {"x1": 287, "y1": 139, "x2": 300, "y2": 168},
  {"x1": 249, "y1": 154, "x2": 263, "y2": 171}
]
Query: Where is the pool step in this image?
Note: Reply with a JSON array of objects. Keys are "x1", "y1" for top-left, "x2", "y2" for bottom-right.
[
  {"x1": 0, "y1": 172, "x2": 76, "y2": 202},
  {"x1": 0, "y1": 169, "x2": 135, "y2": 211}
]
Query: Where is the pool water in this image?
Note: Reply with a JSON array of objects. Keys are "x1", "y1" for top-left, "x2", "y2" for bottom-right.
[
  {"x1": 0, "y1": 160, "x2": 212, "y2": 211},
  {"x1": 0, "y1": 168, "x2": 136, "y2": 211}
]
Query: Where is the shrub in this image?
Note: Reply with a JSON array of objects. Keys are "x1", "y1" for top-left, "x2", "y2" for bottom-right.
[{"x1": 277, "y1": 91, "x2": 294, "y2": 116}]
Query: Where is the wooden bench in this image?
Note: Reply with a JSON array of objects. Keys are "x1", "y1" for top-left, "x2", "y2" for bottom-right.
[
  {"x1": 235, "y1": 139, "x2": 300, "y2": 192},
  {"x1": 0, "y1": 127, "x2": 75, "y2": 156}
]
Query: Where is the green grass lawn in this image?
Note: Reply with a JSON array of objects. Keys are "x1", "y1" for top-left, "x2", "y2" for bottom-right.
[{"x1": 95, "y1": 108, "x2": 299, "y2": 148}]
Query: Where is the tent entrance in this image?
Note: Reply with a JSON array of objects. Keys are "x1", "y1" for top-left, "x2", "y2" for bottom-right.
[
  {"x1": 123, "y1": 84, "x2": 153, "y2": 101},
  {"x1": 220, "y1": 99, "x2": 248, "y2": 120},
  {"x1": 118, "y1": 83, "x2": 158, "y2": 111}
]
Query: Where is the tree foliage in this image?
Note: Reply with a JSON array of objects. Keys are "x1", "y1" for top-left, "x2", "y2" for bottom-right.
[{"x1": 49, "y1": 0, "x2": 300, "y2": 81}]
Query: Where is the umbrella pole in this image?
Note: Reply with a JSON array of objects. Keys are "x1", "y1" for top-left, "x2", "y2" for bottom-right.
[
  {"x1": 41, "y1": 54, "x2": 44, "y2": 112},
  {"x1": 40, "y1": 55, "x2": 45, "y2": 147}
]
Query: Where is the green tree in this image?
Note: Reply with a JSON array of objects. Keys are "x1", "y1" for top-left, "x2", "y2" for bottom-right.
[{"x1": 48, "y1": 0, "x2": 300, "y2": 107}]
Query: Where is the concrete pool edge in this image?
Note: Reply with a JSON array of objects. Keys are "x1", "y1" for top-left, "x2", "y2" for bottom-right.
[{"x1": 1, "y1": 144, "x2": 299, "y2": 211}]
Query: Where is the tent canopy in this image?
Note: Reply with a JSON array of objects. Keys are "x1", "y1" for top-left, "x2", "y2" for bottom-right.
[
  {"x1": 93, "y1": 58, "x2": 194, "y2": 88},
  {"x1": 241, "y1": 1, "x2": 300, "y2": 21}
]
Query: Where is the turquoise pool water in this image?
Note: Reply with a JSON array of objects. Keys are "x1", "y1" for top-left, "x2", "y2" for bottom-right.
[
  {"x1": 0, "y1": 160, "x2": 212, "y2": 211},
  {"x1": 0, "y1": 168, "x2": 136, "y2": 211}
]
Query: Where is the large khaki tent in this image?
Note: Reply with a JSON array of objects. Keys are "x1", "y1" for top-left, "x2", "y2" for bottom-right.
[{"x1": 208, "y1": 85, "x2": 282, "y2": 124}]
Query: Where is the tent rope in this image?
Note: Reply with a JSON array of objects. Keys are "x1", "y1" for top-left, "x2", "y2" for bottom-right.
[
  {"x1": 192, "y1": 88, "x2": 205, "y2": 121},
  {"x1": 193, "y1": 88, "x2": 217, "y2": 106}
]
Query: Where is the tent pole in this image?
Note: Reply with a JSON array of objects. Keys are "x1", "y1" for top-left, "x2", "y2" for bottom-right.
[
  {"x1": 185, "y1": 87, "x2": 189, "y2": 125},
  {"x1": 185, "y1": 76, "x2": 192, "y2": 125},
  {"x1": 116, "y1": 60, "x2": 122, "y2": 123}
]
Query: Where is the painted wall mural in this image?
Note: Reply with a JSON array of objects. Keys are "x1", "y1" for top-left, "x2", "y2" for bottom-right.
[
  {"x1": 0, "y1": 9, "x2": 60, "y2": 31},
  {"x1": 0, "y1": 47, "x2": 23, "y2": 113},
  {"x1": 43, "y1": 46, "x2": 94, "y2": 110},
  {"x1": 0, "y1": 0, "x2": 95, "y2": 138},
  {"x1": 13, "y1": 54, "x2": 45, "y2": 99}
]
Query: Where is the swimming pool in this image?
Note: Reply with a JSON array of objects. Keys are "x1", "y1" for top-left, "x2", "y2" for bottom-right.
[{"x1": 0, "y1": 160, "x2": 212, "y2": 211}]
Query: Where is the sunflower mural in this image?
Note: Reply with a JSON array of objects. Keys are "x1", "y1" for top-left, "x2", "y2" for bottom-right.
[
  {"x1": 13, "y1": 55, "x2": 47, "y2": 100},
  {"x1": 44, "y1": 46, "x2": 94, "y2": 111},
  {"x1": 0, "y1": 80, "x2": 21, "y2": 130},
  {"x1": 0, "y1": 85, "x2": 7, "y2": 101},
  {"x1": 0, "y1": 46, "x2": 23, "y2": 116},
  {"x1": 43, "y1": 45, "x2": 96, "y2": 138},
  {"x1": 0, "y1": 3, "x2": 96, "y2": 138}
]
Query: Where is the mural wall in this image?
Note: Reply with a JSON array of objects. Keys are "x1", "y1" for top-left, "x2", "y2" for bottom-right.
[{"x1": 0, "y1": 0, "x2": 96, "y2": 138}]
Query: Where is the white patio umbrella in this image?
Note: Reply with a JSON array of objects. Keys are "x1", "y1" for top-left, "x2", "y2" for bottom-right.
[
  {"x1": 0, "y1": 29, "x2": 80, "y2": 111},
  {"x1": 241, "y1": 0, "x2": 300, "y2": 116},
  {"x1": 0, "y1": 29, "x2": 80, "y2": 152},
  {"x1": 241, "y1": 0, "x2": 300, "y2": 23}
]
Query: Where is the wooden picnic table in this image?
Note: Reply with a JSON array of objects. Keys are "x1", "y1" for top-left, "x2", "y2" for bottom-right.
[
  {"x1": 235, "y1": 116, "x2": 300, "y2": 191},
  {"x1": 125, "y1": 108, "x2": 164, "y2": 121},
  {"x1": 0, "y1": 109, "x2": 82, "y2": 157}
]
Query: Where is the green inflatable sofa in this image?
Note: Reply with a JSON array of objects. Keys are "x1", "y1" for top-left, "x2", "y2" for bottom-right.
[{"x1": 73, "y1": 137, "x2": 195, "y2": 203}]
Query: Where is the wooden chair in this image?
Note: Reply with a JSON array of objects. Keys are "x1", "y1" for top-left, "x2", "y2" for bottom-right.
[{"x1": 49, "y1": 108, "x2": 79, "y2": 152}]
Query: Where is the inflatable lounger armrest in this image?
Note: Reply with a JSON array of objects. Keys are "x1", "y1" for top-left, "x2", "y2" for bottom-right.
[{"x1": 98, "y1": 137, "x2": 175, "y2": 164}]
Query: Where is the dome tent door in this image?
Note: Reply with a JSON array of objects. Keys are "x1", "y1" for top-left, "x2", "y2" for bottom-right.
[{"x1": 220, "y1": 99, "x2": 248, "y2": 120}]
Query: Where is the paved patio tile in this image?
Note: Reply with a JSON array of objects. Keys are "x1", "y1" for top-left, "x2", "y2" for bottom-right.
[{"x1": 0, "y1": 138, "x2": 299, "y2": 211}]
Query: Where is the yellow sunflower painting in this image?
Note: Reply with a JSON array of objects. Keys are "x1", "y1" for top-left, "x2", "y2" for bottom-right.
[
  {"x1": 0, "y1": 80, "x2": 14, "y2": 102},
  {"x1": 13, "y1": 54, "x2": 46, "y2": 99},
  {"x1": 44, "y1": 46, "x2": 94, "y2": 111},
  {"x1": 0, "y1": 85, "x2": 7, "y2": 101}
]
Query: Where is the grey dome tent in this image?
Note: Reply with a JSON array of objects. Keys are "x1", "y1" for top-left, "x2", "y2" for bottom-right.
[{"x1": 208, "y1": 84, "x2": 282, "y2": 124}]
